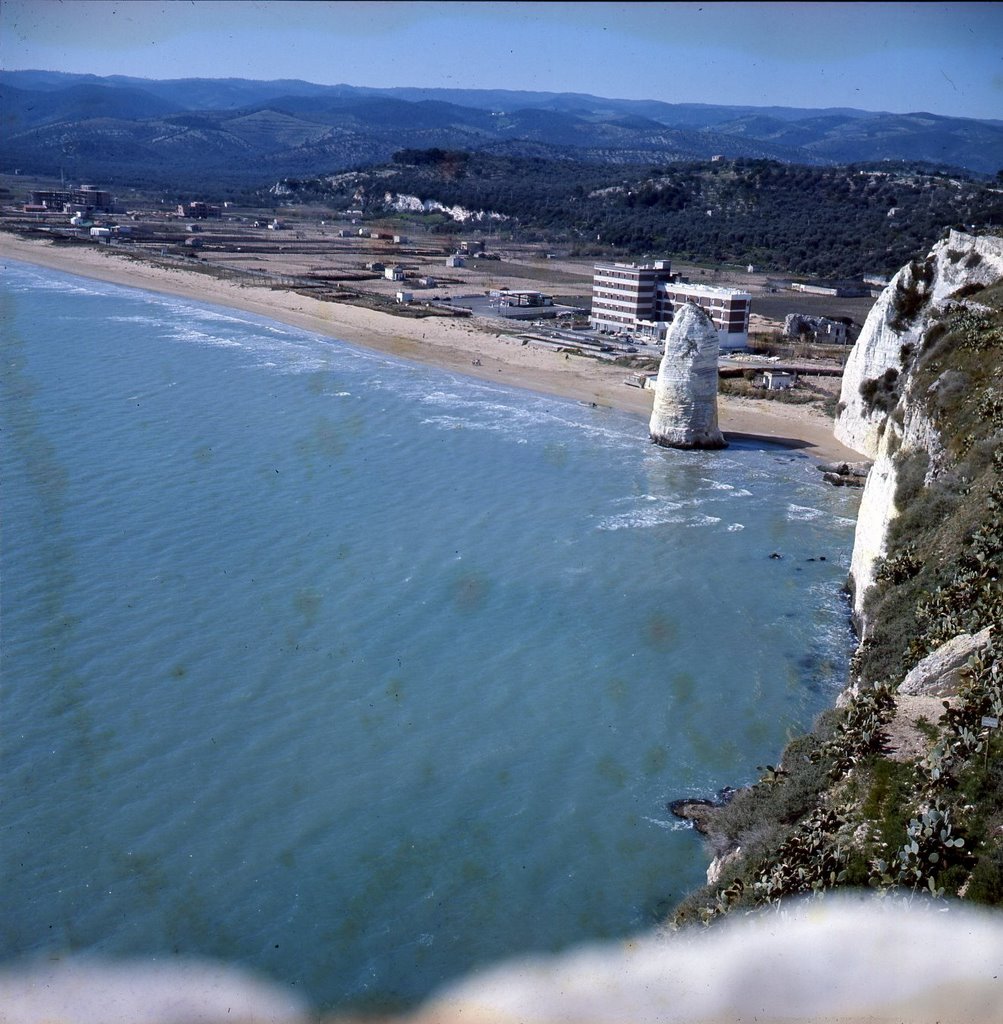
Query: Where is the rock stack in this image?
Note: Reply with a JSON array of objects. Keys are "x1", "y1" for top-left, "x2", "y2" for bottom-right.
[{"x1": 649, "y1": 302, "x2": 727, "y2": 449}]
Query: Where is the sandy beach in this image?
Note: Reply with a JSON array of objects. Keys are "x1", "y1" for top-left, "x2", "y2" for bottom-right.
[{"x1": 1, "y1": 232, "x2": 861, "y2": 462}]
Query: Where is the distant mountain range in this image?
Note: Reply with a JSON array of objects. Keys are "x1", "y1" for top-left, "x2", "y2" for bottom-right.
[{"x1": 2, "y1": 70, "x2": 1001, "y2": 187}]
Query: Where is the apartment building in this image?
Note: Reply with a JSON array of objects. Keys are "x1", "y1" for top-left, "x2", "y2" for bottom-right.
[
  {"x1": 590, "y1": 261, "x2": 751, "y2": 348},
  {"x1": 590, "y1": 260, "x2": 673, "y2": 332},
  {"x1": 29, "y1": 185, "x2": 113, "y2": 212}
]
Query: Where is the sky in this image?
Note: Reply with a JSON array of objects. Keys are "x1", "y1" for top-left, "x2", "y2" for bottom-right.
[{"x1": 2, "y1": 1, "x2": 1001, "y2": 120}]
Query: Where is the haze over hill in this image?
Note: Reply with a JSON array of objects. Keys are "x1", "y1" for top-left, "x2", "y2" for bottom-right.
[{"x1": 2, "y1": 71, "x2": 1002, "y2": 185}]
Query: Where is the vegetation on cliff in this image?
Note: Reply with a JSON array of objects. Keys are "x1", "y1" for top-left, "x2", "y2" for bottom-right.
[{"x1": 671, "y1": 251, "x2": 1003, "y2": 926}]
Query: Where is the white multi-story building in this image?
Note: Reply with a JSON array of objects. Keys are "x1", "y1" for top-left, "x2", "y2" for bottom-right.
[
  {"x1": 590, "y1": 260, "x2": 673, "y2": 332},
  {"x1": 590, "y1": 261, "x2": 751, "y2": 348}
]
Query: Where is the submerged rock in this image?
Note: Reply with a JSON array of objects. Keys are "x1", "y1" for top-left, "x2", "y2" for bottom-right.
[
  {"x1": 668, "y1": 787, "x2": 738, "y2": 835},
  {"x1": 822, "y1": 471, "x2": 865, "y2": 487},
  {"x1": 667, "y1": 798, "x2": 720, "y2": 835},
  {"x1": 649, "y1": 303, "x2": 727, "y2": 450}
]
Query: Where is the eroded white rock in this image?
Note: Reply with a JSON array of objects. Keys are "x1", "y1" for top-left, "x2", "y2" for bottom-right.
[
  {"x1": 649, "y1": 303, "x2": 726, "y2": 450},
  {"x1": 833, "y1": 231, "x2": 1003, "y2": 623},
  {"x1": 899, "y1": 626, "x2": 994, "y2": 697}
]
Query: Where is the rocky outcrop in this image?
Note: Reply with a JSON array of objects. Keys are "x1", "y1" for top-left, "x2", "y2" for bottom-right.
[
  {"x1": 835, "y1": 230, "x2": 1003, "y2": 459},
  {"x1": 667, "y1": 235, "x2": 1000, "y2": 931},
  {"x1": 898, "y1": 627, "x2": 994, "y2": 697},
  {"x1": 384, "y1": 192, "x2": 507, "y2": 223},
  {"x1": 818, "y1": 461, "x2": 871, "y2": 488},
  {"x1": 706, "y1": 847, "x2": 743, "y2": 886},
  {"x1": 833, "y1": 230, "x2": 1003, "y2": 624},
  {"x1": 649, "y1": 303, "x2": 727, "y2": 450},
  {"x1": 419, "y1": 899, "x2": 1003, "y2": 1024}
]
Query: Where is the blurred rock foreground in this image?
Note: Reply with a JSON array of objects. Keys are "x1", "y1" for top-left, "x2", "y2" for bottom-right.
[{"x1": 2, "y1": 896, "x2": 1001, "y2": 1024}]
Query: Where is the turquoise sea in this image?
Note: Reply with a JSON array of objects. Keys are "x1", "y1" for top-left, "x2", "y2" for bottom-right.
[{"x1": 0, "y1": 259, "x2": 859, "y2": 1012}]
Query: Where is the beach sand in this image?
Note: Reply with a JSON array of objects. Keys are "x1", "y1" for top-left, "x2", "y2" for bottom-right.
[{"x1": 1, "y1": 233, "x2": 861, "y2": 462}]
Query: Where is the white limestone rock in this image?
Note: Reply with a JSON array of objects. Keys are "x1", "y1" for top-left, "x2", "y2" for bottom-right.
[
  {"x1": 706, "y1": 846, "x2": 743, "y2": 886},
  {"x1": 835, "y1": 230, "x2": 1003, "y2": 459},
  {"x1": 832, "y1": 231, "x2": 1003, "y2": 624},
  {"x1": 898, "y1": 627, "x2": 994, "y2": 697},
  {"x1": 847, "y1": 450, "x2": 899, "y2": 619},
  {"x1": 649, "y1": 303, "x2": 726, "y2": 450}
]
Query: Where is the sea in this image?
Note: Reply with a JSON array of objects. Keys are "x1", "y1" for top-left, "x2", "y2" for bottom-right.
[{"x1": 0, "y1": 258, "x2": 860, "y2": 1012}]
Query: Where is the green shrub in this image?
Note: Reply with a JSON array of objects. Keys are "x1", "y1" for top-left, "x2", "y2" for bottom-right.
[
  {"x1": 889, "y1": 258, "x2": 934, "y2": 329},
  {"x1": 859, "y1": 367, "x2": 900, "y2": 414},
  {"x1": 893, "y1": 448, "x2": 930, "y2": 508},
  {"x1": 966, "y1": 843, "x2": 1003, "y2": 903},
  {"x1": 861, "y1": 757, "x2": 917, "y2": 851}
]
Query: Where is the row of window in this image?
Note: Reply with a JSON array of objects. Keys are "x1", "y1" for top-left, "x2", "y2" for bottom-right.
[
  {"x1": 593, "y1": 293, "x2": 654, "y2": 304},
  {"x1": 593, "y1": 300, "x2": 748, "y2": 318},
  {"x1": 592, "y1": 300, "x2": 651, "y2": 312},
  {"x1": 654, "y1": 302, "x2": 748, "y2": 320},
  {"x1": 659, "y1": 292, "x2": 750, "y2": 309},
  {"x1": 590, "y1": 313, "x2": 633, "y2": 325},
  {"x1": 593, "y1": 270, "x2": 655, "y2": 281}
]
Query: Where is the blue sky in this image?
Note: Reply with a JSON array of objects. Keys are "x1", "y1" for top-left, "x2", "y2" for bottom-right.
[{"x1": 2, "y1": 1, "x2": 1001, "y2": 119}]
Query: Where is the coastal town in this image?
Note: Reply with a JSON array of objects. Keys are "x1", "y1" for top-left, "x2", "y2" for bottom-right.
[{"x1": 0, "y1": 175, "x2": 880, "y2": 461}]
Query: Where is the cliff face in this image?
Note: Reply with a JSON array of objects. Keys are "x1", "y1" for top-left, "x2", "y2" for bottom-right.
[
  {"x1": 834, "y1": 229, "x2": 1003, "y2": 624},
  {"x1": 671, "y1": 230, "x2": 1003, "y2": 930},
  {"x1": 649, "y1": 303, "x2": 727, "y2": 450}
]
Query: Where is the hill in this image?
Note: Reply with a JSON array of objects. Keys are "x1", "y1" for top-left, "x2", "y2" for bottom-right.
[
  {"x1": 279, "y1": 150, "x2": 1003, "y2": 279},
  {"x1": 2, "y1": 71, "x2": 1001, "y2": 184}
]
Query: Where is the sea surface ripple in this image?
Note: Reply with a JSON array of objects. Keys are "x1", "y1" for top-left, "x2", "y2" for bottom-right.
[{"x1": 0, "y1": 260, "x2": 860, "y2": 1012}]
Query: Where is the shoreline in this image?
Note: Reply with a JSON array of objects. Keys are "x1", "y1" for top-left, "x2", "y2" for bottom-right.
[{"x1": 1, "y1": 233, "x2": 861, "y2": 462}]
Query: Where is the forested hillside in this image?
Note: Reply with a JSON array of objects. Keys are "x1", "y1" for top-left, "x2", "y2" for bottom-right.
[{"x1": 278, "y1": 152, "x2": 1003, "y2": 278}]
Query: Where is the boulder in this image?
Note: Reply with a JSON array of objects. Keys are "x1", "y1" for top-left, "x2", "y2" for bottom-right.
[{"x1": 898, "y1": 626, "x2": 993, "y2": 697}]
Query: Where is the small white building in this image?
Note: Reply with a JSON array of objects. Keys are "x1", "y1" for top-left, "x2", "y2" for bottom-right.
[
  {"x1": 761, "y1": 370, "x2": 795, "y2": 391},
  {"x1": 396, "y1": 290, "x2": 413, "y2": 304},
  {"x1": 446, "y1": 255, "x2": 465, "y2": 268},
  {"x1": 384, "y1": 265, "x2": 406, "y2": 281}
]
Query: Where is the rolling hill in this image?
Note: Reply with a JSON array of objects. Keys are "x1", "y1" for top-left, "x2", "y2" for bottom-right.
[{"x1": 2, "y1": 71, "x2": 1001, "y2": 186}]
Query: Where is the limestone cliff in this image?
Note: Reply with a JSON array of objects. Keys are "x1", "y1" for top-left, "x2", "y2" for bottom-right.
[
  {"x1": 671, "y1": 230, "x2": 1003, "y2": 930},
  {"x1": 834, "y1": 229, "x2": 1003, "y2": 625},
  {"x1": 649, "y1": 303, "x2": 727, "y2": 450}
]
